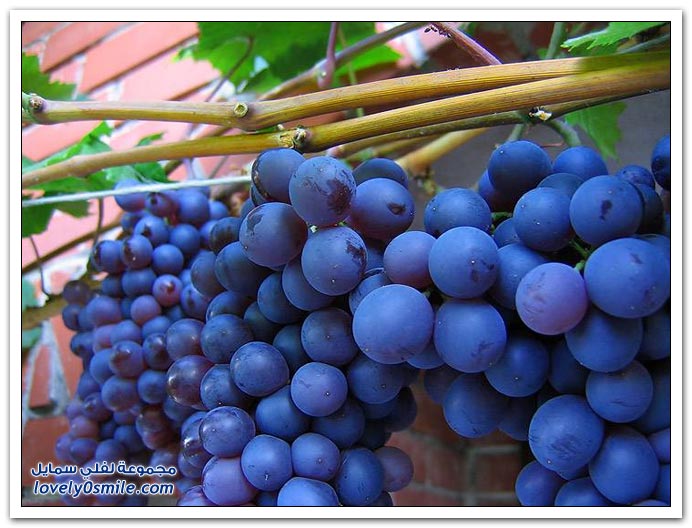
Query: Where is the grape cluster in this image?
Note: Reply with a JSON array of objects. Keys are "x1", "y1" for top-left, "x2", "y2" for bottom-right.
[{"x1": 57, "y1": 132, "x2": 671, "y2": 508}]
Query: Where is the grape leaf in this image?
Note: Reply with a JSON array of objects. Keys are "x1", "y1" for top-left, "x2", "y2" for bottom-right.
[
  {"x1": 564, "y1": 102, "x2": 626, "y2": 160},
  {"x1": 22, "y1": 278, "x2": 40, "y2": 310},
  {"x1": 22, "y1": 52, "x2": 76, "y2": 100},
  {"x1": 21, "y1": 197, "x2": 54, "y2": 237},
  {"x1": 562, "y1": 22, "x2": 665, "y2": 52},
  {"x1": 185, "y1": 22, "x2": 398, "y2": 94}
]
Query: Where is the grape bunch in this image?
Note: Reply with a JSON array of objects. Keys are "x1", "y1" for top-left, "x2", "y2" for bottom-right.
[{"x1": 56, "y1": 131, "x2": 671, "y2": 508}]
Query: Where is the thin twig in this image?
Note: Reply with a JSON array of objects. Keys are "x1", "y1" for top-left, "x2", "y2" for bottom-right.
[
  {"x1": 317, "y1": 22, "x2": 339, "y2": 90},
  {"x1": 431, "y1": 22, "x2": 501, "y2": 65},
  {"x1": 544, "y1": 119, "x2": 582, "y2": 147},
  {"x1": 28, "y1": 236, "x2": 50, "y2": 297},
  {"x1": 506, "y1": 124, "x2": 526, "y2": 142},
  {"x1": 545, "y1": 22, "x2": 567, "y2": 60},
  {"x1": 22, "y1": 218, "x2": 121, "y2": 275},
  {"x1": 91, "y1": 198, "x2": 104, "y2": 248},
  {"x1": 23, "y1": 174, "x2": 251, "y2": 208}
]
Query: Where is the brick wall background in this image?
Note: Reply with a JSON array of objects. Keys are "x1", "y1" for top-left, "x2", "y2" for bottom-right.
[{"x1": 20, "y1": 20, "x2": 592, "y2": 508}]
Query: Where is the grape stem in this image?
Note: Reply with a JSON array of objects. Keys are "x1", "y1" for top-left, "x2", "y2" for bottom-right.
[
  {"x1": 22, "y1": 56, "x2": 670, "y2": 189},
  {"x1": 21, "y1": 52, "x2": 666, "y2": 130},
  {"x1": 545, "y1": 119, "x2": 582, "y2": 147},
  {"x1": 569, "y1": 240, "x2": 591, "y2": 260},
  {"x1": 430, "y1": 22, "x2": 502, "y2": 65},
  {"x1": 574, "y1": 260, "x2": 586, "y2": 273},
  {"x1": 492, "y1": 212, "x2": 513, "y2": 223},
  {"x1": 317, "y1": 22, "x2": 339, "y2": 90}
]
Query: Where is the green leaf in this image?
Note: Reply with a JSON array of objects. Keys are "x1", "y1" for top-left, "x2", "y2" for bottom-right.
[
  {"x1": 22, "y1": 197, "x2": 54, "y2": 237},
  {"x1": 22, "y1": 278, "x2": 40, "y2": 310},
  {"x1": 564, "y1": 102, "x2": 627, "y2": 160},
  {"x1": 562, "y1": 22, "x2": 666, "y2": 52},
  {"x1": 22, "y1": 328, "x2": 42, "y2": 349},
  {"x1": 22, "y1": 52, "x2": 76, "y2": 100},
  {"x1": 187, "y1": 22, "x2": 398, "y2": 94}
]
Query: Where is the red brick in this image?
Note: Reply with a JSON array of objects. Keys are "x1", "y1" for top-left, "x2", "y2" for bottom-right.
[
  {"x1": 120, "y1": 49, "x2": 217, "y2": 102},
  {"x1": 42, "y1": 22, "x2": 130, "y2": 71},
  {"x1": 80, "y1": 22, "x2": 199, "y2": 92},
  {"x1": 50, "y1": 58, "x2": 83, "y2": 85},
  {"x1": 21, "y1": 416, "x2": 70, "y2": 486},
  {"x1": 22, "y1": 121, "x2": 99, "y2": 160},
  {"x1": 392, "y1": 485, "x2": 462, "y2": 507},
  {"x1": 473, "y1": 452, "x2": 523, "y2": 493},
  {"x1": 52, "y1": 312, "x2": 85, "y2": 397},
  {"x1": 22, "y1": 22, "x2": 63, "y2": 47},
  {"x1": 426, "y1": 443, "x2": 467, "y2": 491}
]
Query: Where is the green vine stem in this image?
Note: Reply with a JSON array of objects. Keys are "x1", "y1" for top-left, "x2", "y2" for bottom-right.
[
  {"x1": 569, "y1": 239, "x2": 592, "y2": 260},
  {"x1": 21, "y1": 52, "x2": 667, "y2": 130},
  {"x1": 545, "y1": 119, "x2": 582, "y2": 147},
  {"x1": 22, "y1": 57, "x2": 670, "y2": 190}
]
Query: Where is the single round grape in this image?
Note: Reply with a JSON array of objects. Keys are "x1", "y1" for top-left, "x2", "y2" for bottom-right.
[
  {"x1": 272, "y1": 325, "x2": 311, "y2": 375},
  {"x1": 166, "y1": 354, "x2": 213, "y2": 410},
  {"x1": 202, "y1": 456, "x2": 257, "y2": 506},
  {"x1": 190, "y1": 250, "x2": 224, "y2": 298},
  {"x1": 554, "y1": 477, "x2": 614, "y2": 506},
  {"x1": 230, "y1": 342, "x2": 289, "y2": 398},
  {"x1": 176, "y1": 189, "x2": 210, "y2": 227},
  {"x1": 311, "y1": 398, "x2": 365, "y2": 449},
  {"x1": 114, "y1": 178, "x2": 147, "y2": 212},
  {"x1": 152, "y1": 274, "x2": 183, "y2": 308},
  {"x1": 584, "y1": 237, "x2": 670, "y2": 319},
  {"x1": 165, "y1": 318, "x2": 203, "y2": 360},
  {"x1": 101, "y1": 376, "x2": 139, "y2": 412},
  {"x1": 348, "y1": 267, "x2": 391, "y2": 315},
  {"x1": 200, "y1": 313, "x2": 253, "y2": 364},
  {"x1": 569, "y1": 176, "x2": 643, "y2": 246},
  {"x1": 111, "y1": 320, "x2": 142, "y2": 345},
  {"x1": 648, "y1": 427, "x2": 671, "y2": 463},
  {"x1": 200, "y1": 363, "x2": 253, "y2": 411},
  {"x1": 589, "y1": 425, "x2": 660, "y2": 504},
  {"x1": 243, "y1": 301, "x2": 282, "y2": 343},
  {"x1": 137, "y1": 369, "x2": 168, "y2": 404},
  {"x1": 206, "y1": 291, "x2": 253, "y2": 321},
  {"x1": 616, "y1": 164, "x2": 656, "y2": 188},
  {"x1": 537, "y1": 171, "x2": 585, "y2": 198},
  {"x1": 120, "y1": 234, "x2": 153, "y2": 270},
  {"x1": 515, "y1": 263, "x2": 588, "y2": 335},
  {"x1": 151, "y1": 244, "x2": 185, "y2": 275},
  {"x1": 357, "y1": 420, "x2": 390, "y2": 450},
  {"x1": 651, "y1": 134, "x2": 670, "y2": 190},
  {"x1": 478, "y1": 169, "x2": 516, "y2": 213},
  {"x1": 654, "y1": 464, "x2": 670, "y2": 504},
  {"x1": 145, "y1": 190, "x2": 178, "y2": 218},
  {"x1": 121, "y1": 268, "x2": 157, "y2": 298},
  {"x1": 528, "y1": 394, "x2": 604, "y2": 473},
  {"x1": 565, "y1": 305, "x2": 643, "y2": 373},
  {"x1": 407, "y1": 341, "x2": 444, "y2": 370},
  {"x1": 85, "y1": 295, "x2": 122, "y2": 327},
  {"x1": 277, "y1": 477, "x2": 339, "y2": 506},
  {"x1": 424, "y1": 187, "x2": 492, "y2": 236},
  {"x1": 281, "y1": 257, "x2": 334, "y2": 312},
  {"x1": 257, "y1": 272, "x2": 305, "y2": 325},
  {"x1": 632, "y1": 360, "x2": 670, "y2": 434},
  {"x1": 109, "y1": 340, "x2": 146, "y2": 378},
  {"x1": 301, "y1": 307, "x2": 358, "y2": 366},
  {"x1": 498, "y1": 395, "x2": 536, "y2": 441},
  {"x1": 492, "y1": 217, "x2": 521, "y2": 248},
  {"x1": 177, "y1": 485, "x2": 215, "y2": 507},
  {"x1": 513, "y1": 187, "x2": 573, "y2": 252},
  {"x1": 634, "y1": 183, "x2": 664, "y2": 234},
  {"x1": 129, "y1": 294, "x2": 161, "y2": 326},
  {"x1": 586, "y1": 360, "x2": 654, "y2": 422},
  {"x1": 353, "y1": 284, "x2": 433, "y2": 364},
  {"x1": 290, "y1": 362, "x2": 348, "y2": 417},
  {"x1": 289, "y1": 156, "x2": 356, "y2": 227},
  {"x1": 346, "y1": 354, "x2": 405, "y2": 405},
  {"x1": 215, "y1": 241, "x2": 272, "y2": 297},
  {"x1": 209, "y1": 216, "x2": 242, "y2": 254},
  {"x1": 487, "y1": 140, "x2": 552, "y2": 199},
  {"x1": 141, "y1": 314, "x2": 171, "y2": 338},
  {"x1": 251, "y1": 148, "x2": 306, "y2": 203},
  {"x1": 94, "y1": 438, "x2": 128, "y2": 463},
  {"x1": 488, "y1": 243, "x2": 549, "y2": 310},
  {"x1": 434, "y1": 298, "x2": 506, "y2": 373},
  {"x1": 548, "y1": 338, "x2": 589, "y2": 394},
  {"x1": 383, "y1": 231, "x2": 435, "y2": 289},
  {"x1": 443, "y1": 373, "x2": 509, "y2": 438},
  {"x1": 239, "y1": 202, "x2": 308, "y2": 268},
  {"x1": 428, "y1": 226, "x2": 498, "y2": 299},
  {"x1": 255, "y1": 386, "x2": 310, "y2": 442},
  {"x1": 200, "y1": 406, "x2": 255, "y2": 458},
  {"x1": 348, "y1": 178, "x2": 415, "y2": 241},
  {"x1": 375, "y1": 446, "x2": 413, "y2": 492},
  {"x1": 552, "y1": 145, "x2": 608, "y2": 180},
  {"x1": 133, "y1": 215, "x2": 169, "y2": 247},
  {"x1": 514, "y1": 460, "x2": 565, "y2": 506},
  {"x1": 291, "y1": 432, "x2": 341, "y2": 482},
  {"x1": 240, "y1": 434, "x2": 293, "y2": 491},
  {"x1": 301, "y1": 226, "x2": 367, "y2": 296},
  {"x1": 333, "y1": 448, "x2": 384, "y2": 506},
  {"x1": 169, "y1": 223, "x2": 201, "y2": 258},
  {"x1": 63, "y1": 280, "x2": 92, "y2": 305},
  {"x1": 353, "y1": 157, "x2": 408, "y2": 188},
  {"x1": 485, "y1": 334, "x2": 549, "y2": 397}
]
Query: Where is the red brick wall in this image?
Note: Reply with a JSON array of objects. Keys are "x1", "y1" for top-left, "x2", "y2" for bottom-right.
[{"x1": 21, "y1": 21, "x2": 529, "y2": 507}]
